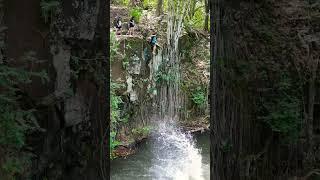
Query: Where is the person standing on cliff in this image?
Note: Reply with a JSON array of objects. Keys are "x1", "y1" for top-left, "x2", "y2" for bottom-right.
[
  {"x1": 148, "y1": 30, "x2": 157, "y2": 55},
  {"x1": 127, "y1": 16, "x2": 135, "y2": 36},
  {"x1": 114, "y1": 15, "x2": 122, "y2": 35}
]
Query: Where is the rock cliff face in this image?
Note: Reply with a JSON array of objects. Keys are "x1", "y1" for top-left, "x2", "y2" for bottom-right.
[
  {"x1": 111, "y1": 33, "x2": 210, "y2": 142},
  {"x1": 211, "y1": 0, "x2": 319, "y2": 179},
  {"x1": 111, "y1": 37, "x2": 153, "y2": 126},
  {"x1": 3, "y1": 0, "x2": 108, "y2": 179},
  {"x1": 110, "y1": 6, "x2": 210, "y2": 155}
]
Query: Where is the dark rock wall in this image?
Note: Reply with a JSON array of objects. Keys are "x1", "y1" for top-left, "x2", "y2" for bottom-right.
[
  {"x1": 211, "y1": 0, "x2": 319, "y2": 179},
  {"x1": 4, "y1": 0, "x2": 108, "y2": 179}
]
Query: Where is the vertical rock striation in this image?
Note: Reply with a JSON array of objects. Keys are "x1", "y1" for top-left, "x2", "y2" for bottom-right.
[
  {"x1": 211, "y1": 0, "x2": 320, "y2": 179},
  {"x1": 4, "y1": 0, "x2": 108, "y2": 179}
]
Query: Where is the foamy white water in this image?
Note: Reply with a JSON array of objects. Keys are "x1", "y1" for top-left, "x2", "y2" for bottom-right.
[{"x1": 149, "y1": 122, "x2": 205, "y2": 180}]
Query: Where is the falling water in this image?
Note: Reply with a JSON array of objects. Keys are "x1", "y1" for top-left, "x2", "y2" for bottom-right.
[
  {"x1": 149, "y1": 121, "x2": 206, "y2": 180},
  {"x1": 153, "y1": 0, "x2": 190, "y2": 120},
  {"x1": 146, "y1": 0, "x2": 208, "y2": 179}
]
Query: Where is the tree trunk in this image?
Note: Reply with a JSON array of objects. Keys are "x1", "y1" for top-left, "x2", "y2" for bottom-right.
[
  {"x1": 156, "y1": 0, "x2": 163, "y2": 16},
  {"x1": 307, "y1": 78, "x2": 315, "y2": 150},
  {"x1": 306, "y1": 57, "x2": 318, "y2": 154},
  {"x1": 204, "y1": 0, "x2": 209, "y2": 31}
]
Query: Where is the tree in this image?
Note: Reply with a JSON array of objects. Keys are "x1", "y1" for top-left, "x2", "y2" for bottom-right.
[
  {"x1": 189, "y1": 0, "x2": 197, "y2": 18},
  {"x1": 156, "y1": 0, "x2": 163, "y2": 16},
  {"x1": 204, "y1": 0, "x2": 209, "y2": 31}
]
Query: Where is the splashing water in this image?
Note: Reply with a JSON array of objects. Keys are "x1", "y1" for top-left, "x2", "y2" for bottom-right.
[
  {"x1": 109, "y1": 123, "x2": 209, "y2": 180},
  {"x1": 149, "y1": 121, "x2": 205, "y2": 180}
]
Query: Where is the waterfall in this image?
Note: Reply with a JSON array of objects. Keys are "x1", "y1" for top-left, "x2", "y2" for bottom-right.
[
  {"x1": 153, "y1": 0, "x2": 190, "y2": 120},
  {"x1": 146, "y1": 1, "x2": 207, "y2": 179},
  {"x1": 148, "y1": 48, "x2": 162, "y2": 99}
]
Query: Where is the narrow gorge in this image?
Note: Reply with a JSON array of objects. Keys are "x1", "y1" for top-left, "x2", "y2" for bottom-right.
[
  {"x1": 0, "y1": 0, "x2": 319, "y2": 179},
  {"x1": 110, "y1": 0, "x2": 210, "y2": 179}
]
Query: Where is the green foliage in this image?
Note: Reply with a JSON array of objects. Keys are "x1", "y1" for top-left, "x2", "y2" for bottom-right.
[
  {"x1": 113, "y1": 0, "x2": 129, "y2": 6},
  {"x1": 122, "y1": 57, "x2": 129, "y2": 69},
  {"x1": 130, "y1": 7, "x2": 143, "y2": 23},
  {"x1": 40, "y1": 0, "x2": 60, "y2": 24},
  {"x1": 125, "y1": 43, "x2": 132, "y2": 50},
  {"x1": 110, "y1": 95, "x2": 121, "y2": 158},
  {"x1": 69, "y1": 53, "x2": 106, "y2": 87},
  {"x1": 261, "y1": 98, "x2": 300, "y2": 135},
  {"x1": 0, "y1": 66, "x2": 48, "y2": 95},
  {"x1": 0, "y1": 107, "x2": 26, "y2": 149},
  {"x1": 1, "y1": 155, "x2": 31, "y2": 179},
  {"x1": 109, "y1": 30, "x2": 125, "y2": 159},
  {"x1": 185, "y1": 5, "x2": 205, "y2": 29},
  {"x1": 111, "y1": 92, "x2": 123, "y2": 124},
  {"x1": 142, "y1": 0, "x2": 156, "y2": 10},
  {"x1": 110, "y1": 31, "x2": 120, "y2": 61},
  {"x1": 2, "y1": 158, "x2": 23, "y2": 178},
  {"x1": 0, "y1": 64, "x2": 48, "y2": 178},
  {"x1": 110, "y1": 131, "x2": 121, "y2": 159},
  {"x1": 121, "y1": 114, "x2": 129, "y2": 123},
  {"x1": 132, "y1": 126, "x2": 152, "y2": 137},
  {"x1": 110, "y1": 82, "x2": 125, "y2": 125},
  {"x1": 191, "y1": 87, "x2": 206, "y2": 107},
  {"x1": 162, "y1": 0, "x2": 169, "y2": 11},
  {"x1": 258, "y1": 72, "x2": 302, "y2": 141},
  {"x1": 110, "y1": 81, "x2": 126, "y2": 159},
  {"x1": 156, "y1": 72, "x2": 175, "y2": 83},
  {"x1": 148, "y1": 87, "x2": 157, "y2": 94},
  {"x1": 155, "y1": 64, "x2": 178, "y2": 84},
  {"x1": 221, "y1": 140, "x2": 233, "y2": 153}
]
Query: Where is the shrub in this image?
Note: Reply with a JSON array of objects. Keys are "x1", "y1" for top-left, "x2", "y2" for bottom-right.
[
  {"x1": 261, "y1": 98, "x2": 300, "y2": 135},
  {"x1": 142, "y1": 0, "x2": 154, "y2": 10},
  {"x1": 132, "y1": 126, "x2": 152, "y2": 137},
  {"x1": 189, "y1": 8, "x2": 205, "y2": 29},
  {"x1": 110, "y1": 31, "x2": 120, "y2": 61},
  {"x1": 0, "y1": 63, "x2": 48, "y2": 178},
  {"x1": 110, "y1": 81, "x2": 125, "y2": 159},
  {"x1": 130, "y1": 7, "x2": 143, "y2": 23},
  {"x1": 183, "y1": 1, "x2": 206, "y2": 29},
  {"x1": 258, "y1": 72, "x2": 302, "y2": 141},
  {"x1": 191, "y1": 87, "x2": 206, "y2": 107},
  {"x1": 155, "y1": 65, "x2": 177, "y2": 84},
  {"x1": 122, "y1": 0, "x2": 130, "y2": 6},
  {"x1": 110, "y1": 131, "x2": 121, "y2": 159}
]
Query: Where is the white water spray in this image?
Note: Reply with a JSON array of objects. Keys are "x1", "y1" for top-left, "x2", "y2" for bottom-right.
[{"x1": 149, "y1": 121, "x2": 205, "y2": 180}]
